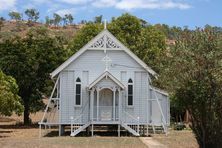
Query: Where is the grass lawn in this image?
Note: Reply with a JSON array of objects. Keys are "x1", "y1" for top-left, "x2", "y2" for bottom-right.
[
  {"x1": 153, "y1": 129, "x2": 198, "y2": 148},
  {"x1": 0, "y1": 137, "x2": 147, "y2": 148},
  {"x1": 0, "y1": 116, "x2": 147, "y2": 148},
  {"x1": 0, "y1": 114, "x2": 198, "y2": 148}
]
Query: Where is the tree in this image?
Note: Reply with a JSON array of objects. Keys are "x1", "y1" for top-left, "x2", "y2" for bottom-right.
[
  {"x1": 157, "y1": 28, "x2": 222, "y2": 147},
  {"x1": 45, "y1": 16, "x2": 50, "y2": 26},
  {"x1": 0, "y1": 17, "x2": 5, "y2": 21},
  {"x1": 94, "y1": 15, "x2": 102, "y2": 23},
  {"x1": 0, "y1": 71, "x2": 23, "y2": 116},
  {"x1": 108, "y1": 13, "x2": 143, "y2": 53},
  {"x1": 80, "y1": 20, "x2": 87, "y2": 24},
  {"x1": 62, "y1": 17, "x2": 68, "y2": 26},
  {"x1": 8, "y1": 11, "x2": 22, "y2": 21},
  {"x1": 138, "y1": 26, "x2": 166, "y2": 72},
  {"x1": 68, "y1": 23, "x2": 103, "y2": 53},
  {"x1": 24, "y1": 8, "x2": 39, "y2": 23},
  {"x1": 53, "y1": 13, "x2": 62, "y2": 26},
  {"x1": 65, "y1": 14, "x2": 74, "y2": 25},
  {"x1": 0, "y1": 27, "x2": 68, "y2": 124},
  {"x1": 140, "y1": 19, "x2": 148, "y2": 27},
  {"x1": 0, "y1": 17, "x2": 5, "y2": 31}
]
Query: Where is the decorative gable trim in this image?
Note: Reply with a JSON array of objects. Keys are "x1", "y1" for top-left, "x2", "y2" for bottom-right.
[
  {"x1": 50, "y1": 29, "x2": 156, "y2": 78},
  {"x1": 88, "y1": 71, "x2": 125, "y2": 89},
  {"x1": 89, "y1": 34, "x2": 120, "y2": 49}
]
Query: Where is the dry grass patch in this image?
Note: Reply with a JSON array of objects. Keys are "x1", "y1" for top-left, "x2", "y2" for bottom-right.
[
  {"x1": 153, "y1": 129, "x2": 198, "y2": 148},
  {"x1": 0, "y1": 116, "x2": 147, "y2": 148}
]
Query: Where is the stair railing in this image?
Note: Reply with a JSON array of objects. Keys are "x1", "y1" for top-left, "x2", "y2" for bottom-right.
[
  {"x1": 70, "y1": 114, "x2": 83, "y2": 134},
  {"x1": 123, "y1": 110, "x2": 140, "y2": 133}
]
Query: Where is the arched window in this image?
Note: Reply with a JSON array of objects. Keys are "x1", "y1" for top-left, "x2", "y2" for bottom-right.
[
  {"x1": 75, "y1": 77, "x2": 81, "y2": 105},
  {"x1": 128, "y1": 78, "x2": 133, "y2": 106}
]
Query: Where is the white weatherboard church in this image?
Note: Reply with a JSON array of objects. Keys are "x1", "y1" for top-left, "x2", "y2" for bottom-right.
[{"x1": 39, "y1": 23, "x2": 170, "y2": 137}]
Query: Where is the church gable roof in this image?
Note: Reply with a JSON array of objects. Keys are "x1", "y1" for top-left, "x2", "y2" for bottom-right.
[
  {"x1": 88, "y1": 71, "x2": 125, "y2": 89},
  {"x1": 50, "y1": 29, "x2": 156, "y2": 78}
]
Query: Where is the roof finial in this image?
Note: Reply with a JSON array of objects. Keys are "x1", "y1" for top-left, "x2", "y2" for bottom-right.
[{"x1": 104, "y1": 19, "x2": 107, "y2": 30}]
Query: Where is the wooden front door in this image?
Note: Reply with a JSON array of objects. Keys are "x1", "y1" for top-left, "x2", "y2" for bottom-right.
[{"x1": 99, "y1": 88, "x2": 113, "y2": 121}]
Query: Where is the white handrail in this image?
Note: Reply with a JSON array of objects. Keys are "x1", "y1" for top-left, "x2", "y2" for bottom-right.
[
  {"x1": 122, "y1": 110, "x2": 140, "y2": 134},
  {"x1": 71, "y1": 113, "x2": 83, "y2": 123},
  {"x1": 123, "y1": 110, "x2": 139, "y2": 122},
  {"x1": 70, "y1": 114, "x2": 83, "y2": 134}
]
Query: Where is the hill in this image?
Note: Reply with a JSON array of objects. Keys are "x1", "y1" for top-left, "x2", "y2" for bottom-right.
[{"x1": 0, "y1": 20, "x2": 83, "y2": 42}]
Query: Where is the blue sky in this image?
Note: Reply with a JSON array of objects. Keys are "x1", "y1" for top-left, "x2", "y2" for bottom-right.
[{"x1": 0, "y1": 0, "x2": 221, "y2": 28}]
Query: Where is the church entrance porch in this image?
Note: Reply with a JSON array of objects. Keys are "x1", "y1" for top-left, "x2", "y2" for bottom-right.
[
  {"x1": 92, "y1": 87, "x2": 120, "y2": 122},
  {"x1": 88, "y1": 71, "x2": 125, "y2": 123},
  {"x1": 99, "y1": 88, "x2": 113, "y2": 121}
]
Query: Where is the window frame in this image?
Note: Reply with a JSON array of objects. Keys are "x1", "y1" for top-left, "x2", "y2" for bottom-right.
[
  {"x1": 75, "y1": 77, "x2": 82, "y2": 107},
  {"x1": 127, "y1": 78, "x2": 134, "y2": 107}
]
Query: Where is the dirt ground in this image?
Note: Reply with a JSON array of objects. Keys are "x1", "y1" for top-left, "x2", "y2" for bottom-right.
[{"x1": 0, "y1": 113, "x2": 198, "y2": 148}]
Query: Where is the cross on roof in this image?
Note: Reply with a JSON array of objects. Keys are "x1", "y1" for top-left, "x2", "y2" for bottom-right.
[{"x1": 102, "y1": 55, "x2": 112, "y2": 71}]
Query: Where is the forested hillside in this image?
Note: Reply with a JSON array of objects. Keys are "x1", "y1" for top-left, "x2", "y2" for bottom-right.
[{"x1": 0, "y1": 21, "x2": 81, "y2": 42}]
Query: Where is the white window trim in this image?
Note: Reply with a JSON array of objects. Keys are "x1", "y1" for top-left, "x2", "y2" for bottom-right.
[
  {"x1": 127, "y1": 78, "x2": 134, "y2": 107},
  {"x1": 75, "y1": 78, "x2": 82, "y2": 107}
]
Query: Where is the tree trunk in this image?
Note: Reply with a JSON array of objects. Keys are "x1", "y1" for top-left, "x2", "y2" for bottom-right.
[{"x1": 23, "y1": 102, "x2": 30, "y2": 125}]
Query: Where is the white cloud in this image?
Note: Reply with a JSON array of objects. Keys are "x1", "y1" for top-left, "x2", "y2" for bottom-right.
[
  {"x1": 58, "y1": 0, "x2": 91, "y2": 5},
  {"x1": 31, "y1": 0, "x2": 50, "y2": 5},
  {"x1": 55, "y1": 8, "x2": 76, "y2": 16},
  {"x1": 47, "y1": 3, "x2": 62, "y2": 14},
  {"x1": 0, "y1": 0, "x2": 17, "y2": 11},
  {"x1": 90, "y1": 0, "x2": 191, "y2": 10},
  {"x1": 115, "y1": 0, "x2": 191, "y2": 10},
  {"x1": 92, "y1": 0, "x2": 117, "y2": 7},
  {"x1": 0, "y1": 0, "x2": 191, "y2": 14}
]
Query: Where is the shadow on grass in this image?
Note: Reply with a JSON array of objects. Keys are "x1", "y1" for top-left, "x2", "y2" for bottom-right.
[
  {"x1": 0, "y1": 135, "x2": 9, "y2": 138},
  {"x1": 0, "y1": 130, "x2": 13, "y2": 133},
  {"x1": 44, "y1": 130, "x2": 135, "y2": 137}
]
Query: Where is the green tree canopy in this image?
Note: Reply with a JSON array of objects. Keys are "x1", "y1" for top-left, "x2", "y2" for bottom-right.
[
  {"x1": 53, "y1": 13, "x2": 62, "y2": 26},
  {"x1": 0, "y1": 27, "x2": 68, "y2": 124},
  {"x1": 108, "y1": 13, "x2": 142, "y2": 53},
  {"x1": 68, "y1": 23, "x2": 103, "y2": 53},
  {"x1": 0, "y1": 71, "x2": 23, "y2": 116},
  {"x1": 24, "y1": 8, "x2": 40, "y2": 22},
  {"x1": 0, "y1": 17, "x2": 5, "y2": 31},
  {"x1": 94, "y1": 15, "x2": 103, "y2": 23},
  {"x1": 65, "y1": 14, "x2": 74, "y2": 25},
  {"x1": 157, "y1": 28, "x2": 222, "y2": 147},
  {"x1": 8, "y1": 11, "x2": 22, "y2": 21}
]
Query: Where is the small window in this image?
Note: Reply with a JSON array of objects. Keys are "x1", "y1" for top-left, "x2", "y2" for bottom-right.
[
  {"x1": 75, "y1": 77, "x2": 81, "y2": 105},
  {"x1": 128, "y1": 79, "x2": 133, "y2": 106}
]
